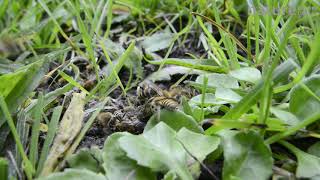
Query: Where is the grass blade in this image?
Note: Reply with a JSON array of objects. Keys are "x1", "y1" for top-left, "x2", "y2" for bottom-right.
[
  {"x1": 0, "y1": 95, "x2": 34, "y2": 179},
  {"x1": 36, "y1": 106, "x2": 63, "y2": 177},
  {"x1": 29, "y1": 93, "x2": 44, "y2": 168},
  {"x1": 266, "y1": 112, "x2": 320, "y2": 144},
  {"x1": 91, "y1": 41, "x2": 136, "y2": 95},
  {"x1": 0, "y1": 157, "x2": 8, "y2": 180},
  {"x1": 58, "y1": 70, "x2": 90, "y2": 95},
  {"x1": 294, "y1": 31, "x2": 320, "y2": 83}
]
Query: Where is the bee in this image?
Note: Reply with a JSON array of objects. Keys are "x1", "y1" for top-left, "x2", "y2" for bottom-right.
[
  {"x1": 113, "y1": 110, "x2": 125, "y2": 119},
  {"x1": 83, "y1": 79, "x2": 97, "y2": 91},
  {"x1": 167, "y1": 85, "x2": 197, "y2": 99},
  {"x1": 148, "y1": 87, "x2": 181, "y2": 111},
  {"x1": 137, "y1": 80, "x2": 163, "y2": 98},
  {"x1": 107, "y1": 108, "x2": 146, "y2": 134},
  {"x1": 150, "y1": 96, "x2": 179, "y2": 111},
  {"x1": 137, "y1": 80, "x2": 197, "y2": 113},
  {"x1": 96, "y1": 112, "x2": 113, "y2": 127}
]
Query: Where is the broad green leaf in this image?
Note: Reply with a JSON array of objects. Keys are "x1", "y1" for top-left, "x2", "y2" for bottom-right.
[
  {"x1": 0, "y1": 60, "x2": 47, "y2": 127},
  {"x1": 146, "y1": 66, "x2": 204, "y2": 82},
  {"x1": 124, "y1": 46, "x2": 143, "y2": 78},
  {"x1": 0, "y1": 70, "x2": 25, "y2": 98},
  {"x1": 103, "y1": 133, "x2": 156, "y2": 180},
  {"x1": 220, "y1": 130, "x2": 273, "y2": 180},
  {"x1": 119, "y1": 123, "x2": 220, "y2": 180},
  {"x1": 141, "y1": 32, "x2": 174, "y2": 52},
  {"x1": 308, "y1": 142, "x2": 320, "y2": 157},
  {"x1": 163, "y1": 170, "x2": 177, "y2": 180},
  {"x1": 177, "y1": 128, "x2": 220, "y2": 161},
  {"x1": 270, "y1": 107, "x2": 300, "y2": 126},
  {"x1": 38, "y1": 169, "x2": 105, "y2": 180},
  {"x1": 190, "y1": 106, "x2": 221, "y2": 122},
  {"x1": 280, "y1": 141, "x2": 320, "y2": 179},
  {"x1": 100, "y1": 38, "x2": 124, "y2": 60},
  {"x1": 0, "y1": 58, "x2": 43, "y2": 98},
  {"x1": 189, "y1": 93, "x2": 228, "y2": 106},
  {"x1": 196, "y1": 73, "x2": 239, "y2": 89},
  {"x1": 215, "y1": 88, "x2": 242, "y2": 103},
  {"x1": 289, "y1": 75, "x2": 320, "y2": 120},
  {"x1": 181, "y1": 96, "x2": 194, "y2": 117},
  {"x1": 67, "y1": 148, "x2": 103, "y2": 173},
  {"x1": 296, "y1": 150, "x2": 320, "y2": 178},
  {"x1": 220, "y1": 60, "x2": 296, "y2": 122},
  {"x1": 229, "y1": 67, "x2": 261, "y2": 84},
  {"x1": 144, "y1": 109, "x2": 203, "y2": 133}
]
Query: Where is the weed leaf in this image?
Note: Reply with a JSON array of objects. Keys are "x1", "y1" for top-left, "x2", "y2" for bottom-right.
[
  {"x1": 67, "y1": 148, "x2": 103, "y2": 173},
  {"x1": 196, "y1": 73, "x2": 239, "y2": 89},
  {"x1": 141, "y1": 32, "x2": 174, "y2": 52},
  {"x1": 119, "y1": 122, "x2": 220, "y2": 180},
  {"x1": 38, "y1": 169, "x2": 105, "y2": 180},
  {"x1": 308, "y1": 142, "x2": 320, "y2": 157},
  {"x1": 289, "y1": 75, "x2": 320, "y2": 120},
  {"x1": 220, "y1": 130, "x2": 273, "y2": 180},
  {"x1": 215, "y1": 88, "x2": 242, "y2": 103},
  {"x1": 145, "y1": 109, "x2": 203, "y2": 133},
  {"x1": 190, "y1": 93, "x2": 228, "y2": 106},
  {"x1": 229, "y1": 67, "x2": 261, "y2": 84},
  {"x1": 103, "y1": 132, "x2": 156, "y2": 180}
]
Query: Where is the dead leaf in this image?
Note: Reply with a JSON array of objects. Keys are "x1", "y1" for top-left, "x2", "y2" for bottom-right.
[{"x1": 40, "y1": 92, "x2": 86, "y2": 177}]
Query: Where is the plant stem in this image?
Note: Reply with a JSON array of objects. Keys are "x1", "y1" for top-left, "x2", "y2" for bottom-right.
[{"x1": 265, "y1": 113, "x2": 320, "y2": 144}]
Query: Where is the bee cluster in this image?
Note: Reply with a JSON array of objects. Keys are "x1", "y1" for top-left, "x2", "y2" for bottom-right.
[
  {"x1": 137, "y1": 80, "x2": 197, "y2": 110},
  {"x1": 96, "y1": 100, "x2": 147, "y2": 134},
  {"x1": 96, "y1": 80, "x2": 196, "y2": 134},
  {"x1": 108, "y1": 108, "x2": 146, "y2": 133}
]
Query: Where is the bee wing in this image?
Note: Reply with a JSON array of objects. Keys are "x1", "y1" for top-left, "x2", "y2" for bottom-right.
[{"x1": 137, "y1": 80, "x2": 164, "y2": 97}]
